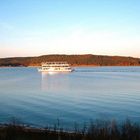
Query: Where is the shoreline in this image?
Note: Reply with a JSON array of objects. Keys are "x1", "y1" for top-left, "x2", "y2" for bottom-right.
[
  {"x1": 0, "y1": 120, "x2": 140, "y2": 140},
  {"x1": 0, "y1": 65, "x2": 140, "y2": 68}
]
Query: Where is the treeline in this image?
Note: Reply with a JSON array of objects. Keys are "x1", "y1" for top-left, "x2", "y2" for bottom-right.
[{"x1": 0, "y1": 54, "x2": 140, "y2": 66}]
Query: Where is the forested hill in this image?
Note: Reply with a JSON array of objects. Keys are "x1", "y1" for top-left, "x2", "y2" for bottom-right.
[{"x1": 0, "y1": 54, "x2": 140, "y2": 67}]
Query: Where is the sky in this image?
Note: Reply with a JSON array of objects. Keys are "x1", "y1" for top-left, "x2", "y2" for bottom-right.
[{"x1": 0, "y1": 0, "x2": 140, "y2": 58}]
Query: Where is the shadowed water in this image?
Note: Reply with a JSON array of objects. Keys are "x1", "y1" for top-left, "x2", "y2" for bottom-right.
[{"x1": 0, "y1": 67, "x2": 140, "y2": 129}]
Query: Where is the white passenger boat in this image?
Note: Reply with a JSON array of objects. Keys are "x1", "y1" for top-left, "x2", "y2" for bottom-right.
[{"x1": 38, "y1": 62, "x2": 74, "y2": 72}]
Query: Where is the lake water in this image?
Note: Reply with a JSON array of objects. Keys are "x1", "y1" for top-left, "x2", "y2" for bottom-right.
[{"x1": 0, "y1": 67, "x2": 140, "y2": 129}]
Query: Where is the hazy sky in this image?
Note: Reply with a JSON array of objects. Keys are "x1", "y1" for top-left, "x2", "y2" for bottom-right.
[{"x1": 0, "y1": 0, "x2": 140, "y2": 58}]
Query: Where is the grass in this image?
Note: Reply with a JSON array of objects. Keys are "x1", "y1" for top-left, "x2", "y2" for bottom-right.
[{"x1": 0, "y1": 119, "x2": 140, "y2": 140}]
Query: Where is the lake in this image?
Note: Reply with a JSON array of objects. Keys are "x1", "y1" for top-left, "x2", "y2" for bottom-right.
[{"x1": 0, "y1": 67, "x2": 140, "y2": 130}]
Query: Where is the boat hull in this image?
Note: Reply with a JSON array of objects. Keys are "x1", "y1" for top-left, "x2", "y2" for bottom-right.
[{"x1": 38, "y1": 69, "x2": 74, "y2": 72}]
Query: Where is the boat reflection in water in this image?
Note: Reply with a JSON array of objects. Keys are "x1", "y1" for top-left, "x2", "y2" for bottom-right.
[{"x1": 41, "y1": 72, "x2": 71, "y2": 91}]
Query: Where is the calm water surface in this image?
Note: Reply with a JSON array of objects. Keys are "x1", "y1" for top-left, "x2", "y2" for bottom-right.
[{"x1": 0, "y1": 67, "x2": 140, "y2": 129}]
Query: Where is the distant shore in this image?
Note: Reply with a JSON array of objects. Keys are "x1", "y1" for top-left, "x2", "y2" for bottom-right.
[{"x1": 0, "y1": 54, "x2": 140, "y2": 67}]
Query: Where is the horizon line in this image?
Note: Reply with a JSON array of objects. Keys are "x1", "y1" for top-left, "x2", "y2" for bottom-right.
[{"x1": 0, "y1": 53, "x2": 140, "y2": 59}]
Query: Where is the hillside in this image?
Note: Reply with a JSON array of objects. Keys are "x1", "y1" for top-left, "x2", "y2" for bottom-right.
[{"x1": 0, "y1": 54, "x2": 140, "y2": 67}]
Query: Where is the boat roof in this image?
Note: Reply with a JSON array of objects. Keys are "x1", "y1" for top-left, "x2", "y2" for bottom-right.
[{"x1": 41, "y1": 61, "x2": 69, "y2": 65}]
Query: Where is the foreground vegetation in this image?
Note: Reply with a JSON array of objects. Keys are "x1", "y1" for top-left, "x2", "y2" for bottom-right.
[
  {"x1": 0, "y1": 120, "x2": 140, "y2": 140},
  {"x1": 0, "y1": 54, "x2": 140, "y2": 67}
]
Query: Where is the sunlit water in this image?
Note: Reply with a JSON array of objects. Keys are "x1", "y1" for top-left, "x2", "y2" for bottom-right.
[{"x1": 0, "y1": 67, "x2": 140, "y2": 130}]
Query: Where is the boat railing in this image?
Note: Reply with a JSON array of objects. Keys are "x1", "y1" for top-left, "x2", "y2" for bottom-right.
[{"x1": 41, "y1": 62, "x2": 69, "y2": 65}]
